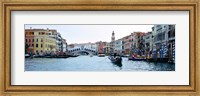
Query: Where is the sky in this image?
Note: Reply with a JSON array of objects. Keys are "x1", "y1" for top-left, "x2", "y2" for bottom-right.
[{"x1": 25, "y1": 25, "x2": 153, "y2": 44}]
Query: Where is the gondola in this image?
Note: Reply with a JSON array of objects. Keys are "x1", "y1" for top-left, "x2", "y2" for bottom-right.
[
  {"x1": 132, "y1": 56, "x2": 146, "y2": 61},
  {"x1": 67, "y1": 54, "x2": 79, "y2": 57},
  {"x1": 108, "y1": 56, "x2": 122, "y2": 65}
]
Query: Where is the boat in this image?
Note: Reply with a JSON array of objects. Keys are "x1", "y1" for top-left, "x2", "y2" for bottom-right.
[
  {"x1": 131, "y1": 54, "x2": 146, "y2": 61},
  {"x1": 25, "y1": 54, "x2": 30, "y2": 58},
  {"x1": 55, "y1": 56, "x2": 68, "y2": 58},
  {"x1": 32, "y1": 55, "x2": 44, "y2": 58},
  {"x1": 98, "y1": 54, "x2": 105, "y2": 57},
  {"x1": 132, "y1": 56, "x2": 146, "y2": 61},
  {"x1": 108, "y1": 56, "x2": 122, "y2": 65},
  {"x1": 128, "y1": 56, "x2": 132, "y2": 60},
  {"x1": 67, "y1": 54, "x2": 79, "y2": 57},
  {"x1": 90, "y1": 54, "x2": 93, "y2": 57}
]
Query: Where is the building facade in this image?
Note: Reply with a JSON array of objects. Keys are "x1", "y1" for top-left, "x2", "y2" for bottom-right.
[
  {"x1": 97, "y1": 41, "x2": 106, "y2": 54},
  {"x1": 123, "y1": 35, "x2": 132, "y2": 55},
  {"x1": 103, "y1": 42, "x2": 111, "y2": 55},
  {"x1": 114, "y1": 39, "x2": 124, "y2": 55},
  {"x1": 62, "y1": 39, "x2": 67, "y2": 52},
  {"x1": 25, "y1": 28, "x2": 67, "y2": 56},
  {"x1": 153, "y1": 25, "x2": 175, "y2": 59},
  {"x1": 144, "y1": 32, "x2": 153, "y2": 51}
]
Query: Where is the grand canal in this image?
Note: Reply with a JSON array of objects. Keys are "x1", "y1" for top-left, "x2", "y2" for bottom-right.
[{"x1": 25, "y1": 56, "x2": 175, "y2": 71}]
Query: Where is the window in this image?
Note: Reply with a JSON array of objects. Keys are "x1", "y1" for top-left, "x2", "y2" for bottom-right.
[
  {"x1": 41, "y1": 39, "x2": 43, "y2": 42},
  {"x1": 41, "y1": 44, "x2": 43, "y2": 48},
  {"x1": 32, "y1": 39, "x2": 34, "y2": 42},
  {"x1": 36, "y1": 44, "x2": 38, "y2": 48},
  {"x1": 26, "y1": 39, "x2": 27, "y2": 42},
  {"x1": 36, "y1": 39, "x2": 38, "y2": 42},
  {"x1": 29, "y1": 39, "x2": 31, "y2": 42},
  {"x1": 32, "y1": 44, "x2": 34, "y2": 47}
]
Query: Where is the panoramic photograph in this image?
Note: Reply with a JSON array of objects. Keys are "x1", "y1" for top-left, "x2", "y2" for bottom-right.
[{"x1": 25, "y1": 24, "x2": 175, "y2": 71}]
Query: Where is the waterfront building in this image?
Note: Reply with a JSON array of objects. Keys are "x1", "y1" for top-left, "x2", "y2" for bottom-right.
[
  {"x1": 131, "y1": 32, "x2": 138, "y2": 50},
  {"x1": 62, "y1": 39, "x2": 67, "y2": 52},
  {"x1": 25, "y1": 28, "x2": 57, "y2": 55},
  {"x1": 114, "y1": 38, "x2": 124, "y2": 55},
  {"x1": 130, "y1": 32, "x2": 146, "y2": 55},
  {"x1": 123, "y1": 35, "x2": 132, "y2": 55},
  {"x1": 55, "y1": 32, "x2": 62, "y2": 52},
  {"x1": 25, "y1": 28, "x2": 35, "y2": 54},
  {"x1": 137, "y1": 32, "x2": 146, "y2": 55},
  {"x1": 154, "y1": 25, "x2": 168, "y2": 48},
  {"x1": 97, "y1": 41, "x2": 106, "y2": 54},
  {"x1": 25, "y1": 28, "x2": 69, "y2": 56},
  {"x1": 168, "y1": 25, "x2": 175, "y2": 59},
  {"x1": 153, "y1": 25, "x2": 175, "y2": 59},
  {"x1": 103, "y1": 42, "x2": 111, "y2": 55},
  {"x1": 153, "y1": 25, "x2": 175, "y2": 48},
  {"x1": 144, "y1": 32, "x2": 153, "y2": 51},
  {"x1": 49, "y1": 30, "x2": 63, "y2": 53}
]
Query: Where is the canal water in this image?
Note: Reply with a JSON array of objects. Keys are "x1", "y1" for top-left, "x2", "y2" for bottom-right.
[{"x1": 25, "y1": 56, "x2": 175, "y2": 71}]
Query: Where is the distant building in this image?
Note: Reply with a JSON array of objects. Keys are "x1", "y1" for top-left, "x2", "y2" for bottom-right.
[
  {"x1": 84, "y1": 42, "x2": 98, "y2": 51},
  {"x1": 68, "y1": 44, "x2": 75, "y2": 48}
]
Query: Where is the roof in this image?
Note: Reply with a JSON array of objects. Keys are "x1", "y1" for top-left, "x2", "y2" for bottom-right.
[
  {"x1": 25, "y1": 29, "x2": 57, "y2": 33},
  {"x1": 134, "y1": 32, "x2": 146, "y2": 36},
  {"x1": 25, "y1": 29, "x2": 46, "y2": 31}
]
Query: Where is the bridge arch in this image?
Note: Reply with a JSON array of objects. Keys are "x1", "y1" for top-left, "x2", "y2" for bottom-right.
[{"x1": 68, "y1": 47, "x2": 97, "y2": 55}]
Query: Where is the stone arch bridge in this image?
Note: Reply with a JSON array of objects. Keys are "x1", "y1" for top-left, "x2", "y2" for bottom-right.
[{"x1": 68, "y1": 47, "x2": 97, "y2": 55}]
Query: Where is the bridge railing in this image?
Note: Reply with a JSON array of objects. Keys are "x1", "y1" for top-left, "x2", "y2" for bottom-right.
[{"x1": 68, "y1": 48, "x2": 97, "y2": 53}]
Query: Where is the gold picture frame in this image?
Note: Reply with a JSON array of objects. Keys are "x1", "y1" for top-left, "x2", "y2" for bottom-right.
[{"x1": 0, "y1": 0, "x2": 199, "y2": 96}]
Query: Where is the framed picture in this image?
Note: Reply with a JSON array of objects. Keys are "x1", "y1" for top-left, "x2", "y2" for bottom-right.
[{"x1": 1, "y1": 0, "x2": 199, "y2": 96}]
